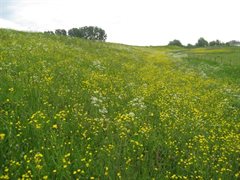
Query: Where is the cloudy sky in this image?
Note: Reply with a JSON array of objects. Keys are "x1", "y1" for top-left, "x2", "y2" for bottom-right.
[{"x1": 0, "y1": 0, "x2": 240, "y2": 45}]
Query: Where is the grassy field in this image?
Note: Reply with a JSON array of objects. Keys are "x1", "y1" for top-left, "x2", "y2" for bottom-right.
[
  {"x1": 0, "y1": 29, "x2": 239, "y2": 179},
  {"x1": 176, "y1": 47, "x2": 240, "y2": 83}
]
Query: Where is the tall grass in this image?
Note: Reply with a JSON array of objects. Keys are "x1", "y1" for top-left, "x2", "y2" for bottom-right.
[{"x1": 0, "y1": 29, "x2": 239, "y2": 179}]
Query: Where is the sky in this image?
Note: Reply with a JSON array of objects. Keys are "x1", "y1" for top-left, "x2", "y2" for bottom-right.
[{"x1": 0, "y1": 0, "x2": 240, "y2": 46}]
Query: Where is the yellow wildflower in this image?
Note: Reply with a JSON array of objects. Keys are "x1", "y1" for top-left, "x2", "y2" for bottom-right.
[
  {"x1": 0, "y1": 133, "x2": 5, "y2": 140},
  {"x1": 52, "y1": 124, "x2": 58, "y2": 129}
]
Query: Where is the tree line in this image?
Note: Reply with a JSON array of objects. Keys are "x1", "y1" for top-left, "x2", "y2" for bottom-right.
[
  {"x1": 44, "y1": 26, "x2": 107, "y2": 41},
  {"x1": 44, "y1": 26, "x2": 239, "y2": 47},
  {"x1": 168, "y1": 38, "x2": 240, "y2": 48}
]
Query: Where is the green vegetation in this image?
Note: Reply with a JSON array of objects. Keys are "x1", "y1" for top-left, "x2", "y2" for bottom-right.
[
  {"x1": 174, "y1": 47, "x2": 240, "y2": 83},
  {"x1": 55, "y1": 29, "x2": 67, "y2": 36},
  {"x1": 168, "y1": 39, "x2": 183, "y2": 47},
  {"x1": 169, "y1": 38, "x2": 238, "y2": 48},
  {"x1": 69, "y1": 26, "x2": 107, "y2": 41},
  {"x1": 45, "y1": 26, "x2": 107, "y2": 41},
  {"x1": 195, "y1": 37, "x2": 209, "y2": 47},
  {"x1": 0, "y1": 29, "x2": 239, "y2": 179}
]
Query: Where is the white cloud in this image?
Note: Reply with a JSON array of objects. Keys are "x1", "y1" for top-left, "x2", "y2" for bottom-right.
[
  {"x1": 1, "y1": 0, "x2": 240, "y2": 45},
  {"x1": 0, "y1": 18, "x2": 26, "y2": 30}
]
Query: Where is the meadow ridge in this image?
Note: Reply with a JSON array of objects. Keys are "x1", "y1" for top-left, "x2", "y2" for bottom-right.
[{"x1": 0, "y1": 29, "x2": 239, "y2": 179}]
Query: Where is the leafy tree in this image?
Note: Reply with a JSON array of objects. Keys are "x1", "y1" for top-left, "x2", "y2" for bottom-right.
[
  {"x1": 68, "y1": 28, "x2": 81, "y2": 37},
  {"x1": 225, "y1": 42, "x2": 230, "y2": 46},
  {"x1": 209, "y1": 41, "x2": 216, "y2": 46},
  {"x1": 168, "y1": 39, "x2": 182, "y2": 46},
  {"x1": 55, "y1": 29, "x2": 67, "y2": 36},
  {"x1": 195, "y1": 37, "x2": 208, "y2": 47},
  {"x1": 68, "y1": 26, "x2": 107, "y2": 41},
  {"x1": 79, "y1": 26, "x2": 107, "y2": 41},
  {"x1": 209, "y1": 40, "x2": 222, "y2": 46}
]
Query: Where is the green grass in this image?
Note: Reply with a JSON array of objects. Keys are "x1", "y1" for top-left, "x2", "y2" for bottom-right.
[
  {"x1": 172, "y1": 47, "x2": 240, "y2": 84},
  {"x1": 0, "y1": 29, "x2": 239, "y2": 179}
]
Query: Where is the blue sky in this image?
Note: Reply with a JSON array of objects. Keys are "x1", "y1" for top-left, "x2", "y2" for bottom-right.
[{"x1": 0, "y1": 0, "x2": 240, "y2": 45}]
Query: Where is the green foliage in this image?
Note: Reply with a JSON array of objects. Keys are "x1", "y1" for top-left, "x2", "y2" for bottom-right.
[
  {"x1": 68, "y1": 26, "x2": 107, "y2": 41},
  {"x1": 55, "y1": 29, "x2": 67, "y2": 36},
  {"x1": 209, "y1": 40, "x2": 222, "y2": 46},
  {"x1": 0, "y1": 29, "x2": 239, "y2": 179},
  {"x1": 195, "y1": 37, "x2": 209, "y2": 47},
  {"x1": 168, "y1": 39, "x2": 182, "y2": 46},
  {"x1": 68, "y1": 28, "x2": 81, "y2": 37}
]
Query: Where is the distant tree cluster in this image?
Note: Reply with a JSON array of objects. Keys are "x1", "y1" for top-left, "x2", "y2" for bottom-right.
[
  {"x1": 44, "y1": 26, "x2": 107, "y2": 41},
  {"x1": 168, "y1": 37, "x2": 240, "y2": 48},
  {"x1": 226, "y1": 40, "x2": 240, "y2": 46},
  {"x1": 168, "y1": 39, "x2": 183, "y2": 46},
  {"x1": 209, "y1": 40, "x2": 222, "y2": 46},
  {"x1": 55, "y1": 29, "x2": 67, "y2": 36},
  {"x1": 68, "y1": 26, "x2": 107, "y2": 41}
]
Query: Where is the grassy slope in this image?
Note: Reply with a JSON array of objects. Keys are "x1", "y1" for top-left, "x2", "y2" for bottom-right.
[
  {"x1": 170, "y1": 47, "x2": 240, "y2": 84},
  {"x1": 0, "y1": 29, "x2": 239, "y2": 179}
]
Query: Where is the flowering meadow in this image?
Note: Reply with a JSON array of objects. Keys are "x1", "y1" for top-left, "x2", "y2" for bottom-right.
[{"x1": 0, "y1": 29, "x2": 239, "y2": 179}]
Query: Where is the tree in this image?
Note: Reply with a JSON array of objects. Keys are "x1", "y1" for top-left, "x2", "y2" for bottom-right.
[
  {"x1": 195, "y1": 37, "x2": 208, "y2": 47},
  {"x1": 55, "y1": 29, "x2": 67, "y2": 36},
  {"x1": 209, "y1": 41, "x2": 216, "y2": 46},
  {"x1": 68, "y1": 28, "x2": 81, "y2": 37},
  {"x1": 78, "y1": 26, "x2": 107, "y2": 41},
  {"x1": 68, "y1": 26, "x2": 107, "y2": 41},
  {"x1": 209, "y1": 40, "x2": 222, "y2": 46},
  {"x1": 168, "y1": 39, "x2": 182, "y2": 46}
]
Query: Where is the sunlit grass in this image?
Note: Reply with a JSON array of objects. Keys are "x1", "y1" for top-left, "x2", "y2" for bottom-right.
[{"x1": 0, "y1": 29, "x2": 239, "y2": 179}]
